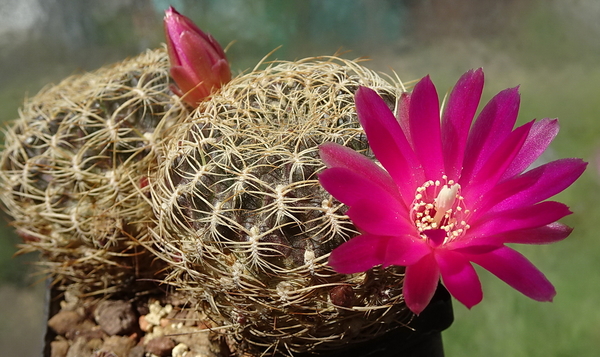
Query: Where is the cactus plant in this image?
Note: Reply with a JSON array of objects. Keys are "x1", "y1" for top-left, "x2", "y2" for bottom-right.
[
  {"x1": 0, "y1": 48, "x2": 184, "y2": 294},
  {"x1": 148, "y1": 56, "x2": 413, "y2": 354},
  {"x1": 0, "y1": 45, "x2": 418, "y2": 355}
]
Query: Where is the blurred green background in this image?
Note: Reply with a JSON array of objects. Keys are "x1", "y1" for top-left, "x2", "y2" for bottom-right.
[{"x1": 1, "y1": 0, "x2": 599, "y2": 356}]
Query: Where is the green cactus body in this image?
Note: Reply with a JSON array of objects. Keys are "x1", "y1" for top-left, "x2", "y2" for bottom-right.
[
  {"x1": 149, "y1": 57, "x2": 412, "y2": 354},
  {"x1": 0, "y1": 48, "x2": 182, "y2": 293}
]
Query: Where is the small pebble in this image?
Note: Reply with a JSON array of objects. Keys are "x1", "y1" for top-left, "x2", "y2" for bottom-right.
[
  {"x1": 159, "y1": 317, "x2": 170, "y2": 328},
  {"x1": 145, "y1": 336, "x2": 175, "y2": 356},
  {"x1": 65, "y1": 319, "x2": 105, "y2": 341},
  {"x1": 98, "y1": 335, "x2": 136, "y2": 357},
  {"x1": 50, "y1": 339, "x2": 69, "y2": 357},
  {"x1": 91, "y1": 352, "x2": 117, "y2": 357},
  {"x1": 48, "y1": 310, "x2": 84, "y2": 335},
  {"x1": 172, "y1": 343, "x2": 189, "y2": 357},
  {"x1": 127, "y1": 345, "x2": 145, "y2": 357},
  {"x1": 88, "y1": 338, "x2": 104, "y2": 351},
  {"x1": 94, "y1": 300, "x2": 137, "y2": 335},
  {"x1": 66, "y1": 337, "x2": 92, "y2": 357},
  {"x1": 145, "y1": 301, "x2": 172, "y2": 326},
  {"x1": 139, "y1": 315, "x2": 151, "y2": 332}
]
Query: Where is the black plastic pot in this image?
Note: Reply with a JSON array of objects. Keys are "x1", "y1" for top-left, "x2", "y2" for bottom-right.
[{"x1": 307, "y1": 283, "x2": 454, "y2": 357}]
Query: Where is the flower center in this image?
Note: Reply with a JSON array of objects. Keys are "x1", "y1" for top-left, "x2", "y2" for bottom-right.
[{"x1": 410, "y1": 175, "x2": 470, "y2": 247}]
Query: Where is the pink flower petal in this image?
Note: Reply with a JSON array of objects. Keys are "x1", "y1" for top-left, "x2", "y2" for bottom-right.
[
  {"x1": 450, "y1": 223, "x2": 573, "y2": 253},
  {"x1": 441, "y1": 68, "x2": 484, "y2": 180},
  {"x1": 179, "y1": 32, "x2": 219, "y2": 76},
  {"x1": 472, "y1": 157, "x2": 585, "y2": 220},
  {"x1": 473, "y1": 174, "x2": 538, "y2": 217},
  {"x1": 467, "y1": 201, "x2": 572, "y2": 239},
  {"x1": 468, "y1": 246, "x2": 556, "y2": 301},
  {"x1": 435, "y1": 250, "x2": 483, "y2": 309},
  {"x1": 461, "y1": 87, "x2": 520, "y2": 183},
  {"x1": 500, "y1": 222, "x2": 573, "y2": 244},
  {"x1": 404, "y1": 254, "x2": 440, "y2": 315},
  {"x1": 384, "y1": 235, "x2": 431, "y2": 267},
  {"x1": 489, "y1": 222, "x2": 573, "y2": 245},
  {"x1": 212, "y1": 58, "x2": 232, "y2": 84},
  {"x1": 346, "y1": 198, "x2": 413, "y2": 236},
  {"x1": 328, "y1": 234, "x2": 390, "y2": 274},
  {"x1": 355, "y1": 87, "x2": 424, "y2": 202},
  {"x1": 501, "y1": 118, "x2": 559, "y2": 180},
  {"x1": 394, "y1": 92, "x2": 412, "y2": 143},
  {"x1": 464, "y1": 120, "x2": 533, "y2": 203},
  {"x1": 319, "y1": 142, "x2": 398, "y2": 198},
  {"x1": 492, "y1": 158, "x2": 587, "y2": 211},
  {"x1": 409, "y1": 75, "x2": 444, "y2": 178},
  {"x1": 318, "y1": 167, "x2": 404, "y2": 209},
  {"x1": 450, "y1": 244, "x2": 502, "y2": 255},
  {"x1": 170, "y1": 66, "x2": 201, "y2": 97}
]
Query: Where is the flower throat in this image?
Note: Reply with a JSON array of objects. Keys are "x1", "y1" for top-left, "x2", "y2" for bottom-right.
[{"x1": 411, "y1": 175, "x2": 470, "y2": 246}]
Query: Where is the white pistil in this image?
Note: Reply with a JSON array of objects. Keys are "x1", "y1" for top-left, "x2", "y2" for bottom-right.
[{"x1": 433, "y1": 183, "x2": 459, "y2": 225}]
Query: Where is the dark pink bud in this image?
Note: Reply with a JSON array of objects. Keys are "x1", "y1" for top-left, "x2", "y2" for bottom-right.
[{"x1": 164, "y1": 7, "x2": 231, "y2": 106}]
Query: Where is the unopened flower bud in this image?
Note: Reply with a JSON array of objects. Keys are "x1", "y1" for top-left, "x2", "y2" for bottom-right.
[{"x1": 164, "y1": 6, "x2": 231, "y2": 106}]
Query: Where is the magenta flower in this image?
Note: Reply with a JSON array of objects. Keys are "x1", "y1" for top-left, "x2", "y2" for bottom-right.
[
  {"x1": 164, "y1": 6, "x2": 231, "y2": 106},
  {"x1": 319, "y1": 69, "x2": 586, "y2": 315}
]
